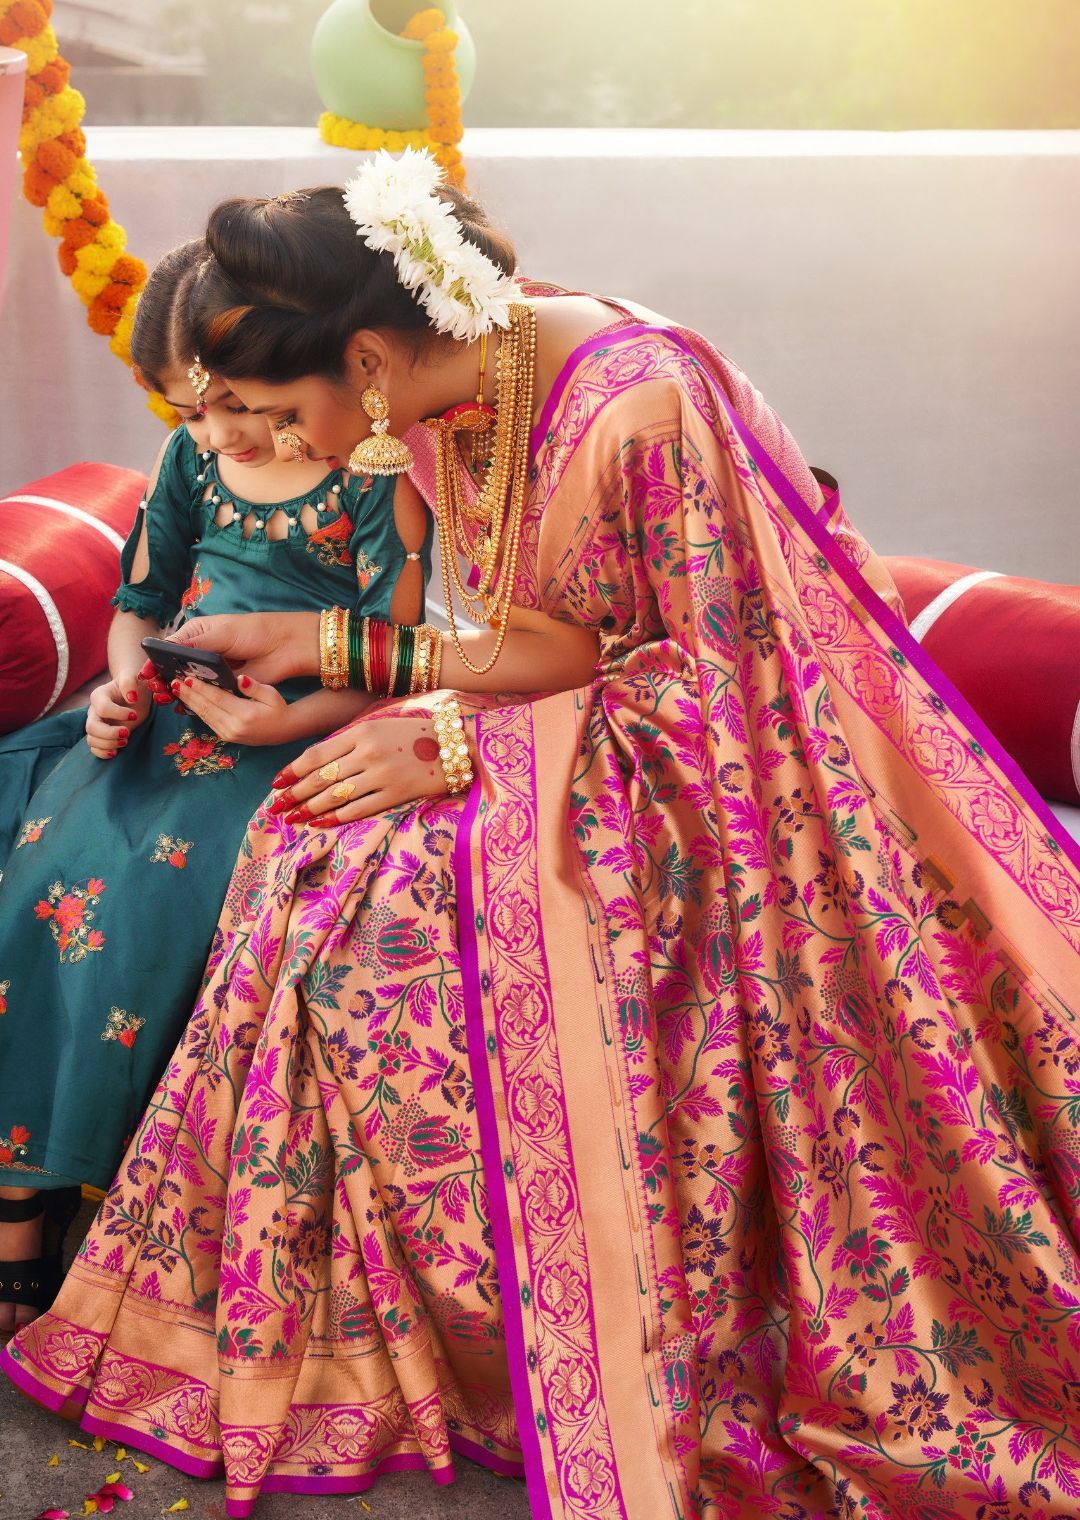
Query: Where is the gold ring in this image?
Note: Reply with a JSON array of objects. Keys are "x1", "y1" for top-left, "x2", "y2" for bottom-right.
[
  {"x1": 331, "y1": 780, "x2": 356, "y2": 801},
  {"x1": 318, "y1": 760, "x2": 340, "y2": 783}
]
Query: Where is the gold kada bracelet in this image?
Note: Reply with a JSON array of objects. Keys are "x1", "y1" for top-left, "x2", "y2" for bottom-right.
[
  {"x1": 432, "y1": 697, "x2": 473, "y2": 794},
  {"x1": 319, "y1": 606, "x2": 349, "y2": 690}
]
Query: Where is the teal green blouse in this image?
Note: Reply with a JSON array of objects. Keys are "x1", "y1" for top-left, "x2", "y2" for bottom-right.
[{"x1": 113, "y1": 426, "x2": 432, "y2": 637}]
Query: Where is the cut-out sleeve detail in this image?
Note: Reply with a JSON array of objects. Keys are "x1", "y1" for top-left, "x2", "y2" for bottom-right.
[
  {"x1": 112, "y1": 429, "x2": 201, "y2": 624},
  {"x1": 343, "y1": 472, "x2": 434, "y2": 623}
]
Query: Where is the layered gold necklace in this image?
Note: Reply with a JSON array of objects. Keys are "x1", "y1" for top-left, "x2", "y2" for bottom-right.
[{"x1": 426, "y1": 301, "x2": 537, "y2": 676}]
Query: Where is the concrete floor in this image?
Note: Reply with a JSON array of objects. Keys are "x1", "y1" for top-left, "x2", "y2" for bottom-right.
[{"x1": 0, "y1": 1201, "x2": 532, "y2": 1520}]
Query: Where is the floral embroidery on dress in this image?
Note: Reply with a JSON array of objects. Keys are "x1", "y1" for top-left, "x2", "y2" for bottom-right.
[
  {"x1": 0, "y1": 1124, "x2": 30, "y2": 1163},
  {"x1": 180, "y1": 561, "x2": 212, "y2": 613},
  {"x1": 355, "y1": 546, "x2": 383, "y2": 590},
  {"x1": 163, "y1": 730, "x2": 238, "y2": 778},
  {"x1": 16, "y1": 818, "x2": 51, "y2": 847},
  {"x1": 101, "y1": 1007, "x2": 145, "y2": 1048},
  {"x1": 33, "y1": 878, "x2": 106, "y2": 962},
  {"x1": 151, "y1": 835, "x2": 194, "y2": 869},
  {"x1": 306, "y1": 511, "x2": 353, "y2": 569},
  {"x1": 0, "y1": 980, "x2": 8, "y2": 1015}
]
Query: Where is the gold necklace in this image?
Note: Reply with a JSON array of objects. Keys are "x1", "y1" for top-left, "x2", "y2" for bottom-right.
[{"x1": 426, "y1": 302, "x2": 537, "y2": 676}]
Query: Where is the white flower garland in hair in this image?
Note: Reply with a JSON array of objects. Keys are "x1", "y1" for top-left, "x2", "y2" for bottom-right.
[{"x1": 343, "y1": 148, "x2": 520, "y2": 343}]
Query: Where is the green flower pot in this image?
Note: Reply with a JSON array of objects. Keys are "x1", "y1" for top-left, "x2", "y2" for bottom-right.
[{"x1": 312, "y1": 0, "x2": 476, "y2": 131}]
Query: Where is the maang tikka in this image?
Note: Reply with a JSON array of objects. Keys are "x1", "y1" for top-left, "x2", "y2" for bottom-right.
[{"x1": 187, "y1": 356, "x2": 212, "y2": 418}]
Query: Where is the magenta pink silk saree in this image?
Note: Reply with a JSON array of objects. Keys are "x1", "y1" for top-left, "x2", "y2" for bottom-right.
[{"x1": 4, "y1": 314, "x2": 1080, "y2": 1520}]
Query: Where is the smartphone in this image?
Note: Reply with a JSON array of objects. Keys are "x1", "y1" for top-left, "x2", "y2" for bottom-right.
[{"x1": 141, "y1": 636, "x2": 247, "y2": 697}]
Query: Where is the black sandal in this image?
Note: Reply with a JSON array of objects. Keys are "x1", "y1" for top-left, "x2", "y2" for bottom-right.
[{"x1": 0, "y1": 1186, "x2": 82, "y2": 1343}]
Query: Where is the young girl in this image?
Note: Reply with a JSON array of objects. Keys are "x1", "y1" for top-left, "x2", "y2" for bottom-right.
[{"x1": 0, "y1": 238, "x2": 432, "y2": 1337}]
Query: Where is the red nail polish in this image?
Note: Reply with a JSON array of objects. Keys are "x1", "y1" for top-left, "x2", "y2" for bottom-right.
[
  {"x1": 118, "y1": 727, "x2": 129, "y2": 738},
  {"x1": 285, "y1": 807, "x2": 311, "y2": 824},
  {"x1": 126, "y1": 690, "x2": 138, "y2": 702},
  {"x1": 240, "y1": 674, "x2": 252, "y2": 689},
  {"x1": 272, "y1": 766, "x2": 299, "y2": 790},
  {"x1": 184, "y1": 678, "x2": 193, "y2": 688},
  {"x1": 153, "y1": 693, "x2": 171, "y2": 705},
  {"x1": 127, "y1": 711, "x2": 138, "y2": 721}
]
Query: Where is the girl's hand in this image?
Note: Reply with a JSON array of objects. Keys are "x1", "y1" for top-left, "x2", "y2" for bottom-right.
[
  {"x1": 174, "y1": 674, "x2": 297, "y2": 746},
  {"x1": 267, "y1": 715, "x2": 455, "y2": 824},
  {"x1": 168, "y1": 612, "x2": 316, "y2": 685},
  {"x1": 84, "y1": 672, "x2": 151, "y2": 760}
]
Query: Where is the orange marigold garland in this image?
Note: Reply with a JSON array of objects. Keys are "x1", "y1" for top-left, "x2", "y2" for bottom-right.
[
  {"x1": 319, "y1": 5, "x2": 466, "y2": 188},
  {"x1": 0, "y1": 0, "x2": 178, "y2": 425}
]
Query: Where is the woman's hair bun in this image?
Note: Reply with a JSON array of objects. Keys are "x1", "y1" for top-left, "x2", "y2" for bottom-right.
[
  {"x1": 436, "y1": 184, "x2": 517, "y2": 278},
  {"x1": 191, "y1": 182, "x2": 518, "y2": 384}
]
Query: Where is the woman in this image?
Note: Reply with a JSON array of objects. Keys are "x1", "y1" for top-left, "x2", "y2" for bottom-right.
[{"x1": 4, "y1": 152, "x2": 1079, "y2": 1520}]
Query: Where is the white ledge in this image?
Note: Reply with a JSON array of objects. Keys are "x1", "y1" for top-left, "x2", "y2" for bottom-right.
[
  {"x1": 5, "y1": 126, "x2": 1079, "y2": 584},
  {"x1": 83, "y1": 124, "x2": 1080, "y2": 162}
]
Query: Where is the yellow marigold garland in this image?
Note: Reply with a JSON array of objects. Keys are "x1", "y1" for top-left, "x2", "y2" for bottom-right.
[
  {"x1": 0, "y1": 0, "x2": 178, "y2": 426},
  {"x1": 318, "y1": 5, "x2": 466, "y2": 188}
]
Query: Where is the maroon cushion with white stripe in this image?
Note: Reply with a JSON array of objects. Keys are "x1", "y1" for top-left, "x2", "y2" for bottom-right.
[
  {"x1": 886, "y1": 556, "x2": 1080, "y2": 805},
  {"x1": 0, "y1": 462, "x2": 147, "y2": 733}
]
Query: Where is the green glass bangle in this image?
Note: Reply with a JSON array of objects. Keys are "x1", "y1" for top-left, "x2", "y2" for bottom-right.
[
  {"x1": 393, "y1": 625, "x2": 415, "y2": 698},
  {"x1": 347, "y1": 614, "x2": 364, "y2": 690}
]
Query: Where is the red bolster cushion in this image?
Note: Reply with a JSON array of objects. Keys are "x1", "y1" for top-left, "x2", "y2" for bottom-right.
[
  {"x1": 0, "y1": 462, "x2": 147, "y2": 734},
  {"x1": 885, "y1": 556, "x2": 1080, "y2": 806}
]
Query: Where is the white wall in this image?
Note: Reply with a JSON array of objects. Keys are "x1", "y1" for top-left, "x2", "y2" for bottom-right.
[{"x1": 1, "y1": 127, "x2": 1077, "y2": 582}]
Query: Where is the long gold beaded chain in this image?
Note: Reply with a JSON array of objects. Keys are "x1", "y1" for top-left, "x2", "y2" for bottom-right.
[{"x1": 427, "y1": 301, "x2": 537, "y2": 677}]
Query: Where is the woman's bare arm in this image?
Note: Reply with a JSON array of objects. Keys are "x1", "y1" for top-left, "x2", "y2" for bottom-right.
[{"x1": 169, "y1": 606, "x2": 600, "y2": 695}]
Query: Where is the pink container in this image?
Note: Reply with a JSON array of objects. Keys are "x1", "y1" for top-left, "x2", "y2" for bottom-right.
[{"x1": 0, "y1": 46, "x2": 27, "y2": 313}]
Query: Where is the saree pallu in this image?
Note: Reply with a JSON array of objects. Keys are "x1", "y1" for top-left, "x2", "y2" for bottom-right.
[{"x1": 4, "y1": 322, "x2": 1080, "y2": 1520}]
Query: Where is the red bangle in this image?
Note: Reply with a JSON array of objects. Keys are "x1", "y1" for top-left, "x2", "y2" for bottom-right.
[{"x1": 370, "y1": 618, "x2": 388, "y2": 696}]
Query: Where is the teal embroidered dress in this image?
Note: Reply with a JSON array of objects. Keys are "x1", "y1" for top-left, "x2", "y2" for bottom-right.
[{"x1": 0, "y1": 427, "x2": 430, "y2": 1189}]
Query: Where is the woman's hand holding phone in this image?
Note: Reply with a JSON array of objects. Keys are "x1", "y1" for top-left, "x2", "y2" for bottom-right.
[{"x1": 172, "y1": 672, "x2": 299, "y2": 746}]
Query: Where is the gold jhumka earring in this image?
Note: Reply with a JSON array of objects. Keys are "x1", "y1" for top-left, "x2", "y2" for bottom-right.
[
  {"x1": 187, "y1": 356, "x2": 212, "y2": 418},
  {"x1": 347, "y1": 387, "x2": 414, "y2": 476}
]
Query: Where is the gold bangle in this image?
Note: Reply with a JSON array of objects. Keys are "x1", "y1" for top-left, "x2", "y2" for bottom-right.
[
  {"x1": 432, "y1": 696, "x2": 473, "y2": 794},
  {"x1": 410, "y1": 623, "x2": 425, "y2": 696},
  {"x1": 319, "y1": 607, "x2": 330, "y2": 687},
  {"x1": 320, "y1": 607, "x2": 345, "y2": 690},
  {"x1": 333, "y1": 607, "x2": 350, "y2": 689},
  {"x1": 388, "y1": 623, "x2": 401, "y2": 698},
  {"x1": 361, "y1": 615, "x2": 372, "y2": 694},
  {"x1": 429, "y1": 627, "x2": 443, "y2": 693},
  {"x1": 338, "y1": 608, "x2": 350, "y2": 689},
  {"x1": 416, "y1": 623, "x2": 439, "y2": 694},
  {"x1": 324, "y1": 606, "x2": 348, "y2": 690}
]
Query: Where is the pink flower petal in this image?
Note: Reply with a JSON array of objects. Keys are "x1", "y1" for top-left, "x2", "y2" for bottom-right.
[
  {"x1": 32, "y1": 1509, "x2": 70, "y2": 1520},
  {"x1": 99, "y1": 1487, "x2": 133, "y2": 1504}
]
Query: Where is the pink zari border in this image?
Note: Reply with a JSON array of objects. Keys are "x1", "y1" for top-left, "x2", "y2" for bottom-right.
[{"x1": 1, "y1": 1340, "x2": 523, "y2": 1517}]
